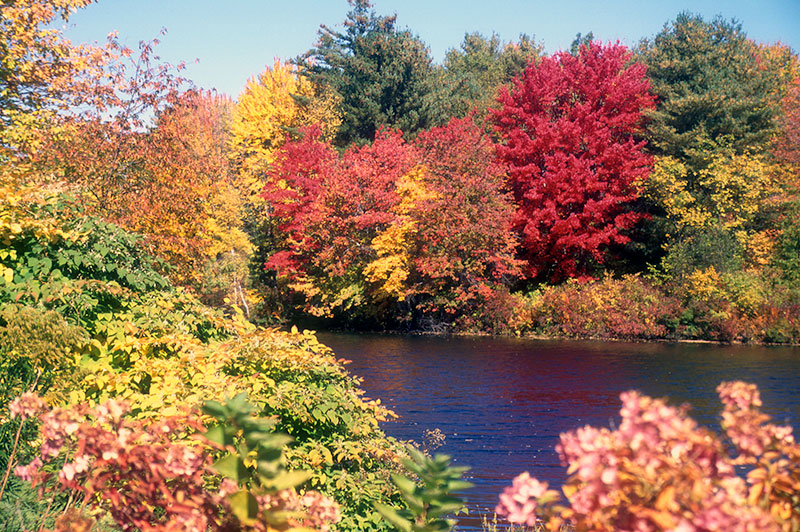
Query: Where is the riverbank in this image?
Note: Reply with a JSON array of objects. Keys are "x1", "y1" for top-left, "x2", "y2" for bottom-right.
[{"x1": 302, "y1": 272, "x2": 800, "y2": 346}]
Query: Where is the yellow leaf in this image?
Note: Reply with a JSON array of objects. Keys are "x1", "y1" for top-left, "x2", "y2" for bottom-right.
[
  {"x1": 748, "y1": 482, "x2": 764, "y2": 506},
  {"x1": 655, "y1": 485, "x2": 676, "y2": 511}
]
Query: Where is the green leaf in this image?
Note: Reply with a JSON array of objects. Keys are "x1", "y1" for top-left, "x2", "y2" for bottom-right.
[
  {"x1": 202, "y1": 399, "x2": 227, "y2": 419},
  {"x1": 445, "y1": 480, "x2": 474, "y2": 491},
  {"x1": 229, "y1": 489, "x2": 259, "y2": 524},
  {"x1": 228, "y1": 392, "x2": 251, "y2": 414},
  {"x1": 262, "y1": 469, "x2": 311, "y2": 491},
  {"x1": 392, "y1": 474, "x2": 417, "y2": 496},
  {"x1": 213, "y1": 453, "x2": 247, "y2": 482},
  {"x1": 203, "y1": 424, "x2": 230, "y2": 447},
  {"x1": 427, "y1": 500, "x2": 465, "y2": 518},
  {"x1": 326, "y1": 410, "x2": 339, "y2": 425},
  {"x1": 374, "y1": 503, "x2": 413, "y2": 532}
]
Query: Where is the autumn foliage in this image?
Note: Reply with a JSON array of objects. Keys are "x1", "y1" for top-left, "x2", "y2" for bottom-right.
[
  {"x1": 493, "y1": 41, "x2": 655, "y2": 281},
  {"x1": 395, "y1": 118, "x2": 521, "y2": 320},
  {"x1": 496, "y1": 381, "x2": 800, "y2": 532},
  {"x1": 262, "y1": 118, "x2": 520, "y2": 325},
  {"x1": 3, "y1": 2, "x2": 800, "y2": 532}
]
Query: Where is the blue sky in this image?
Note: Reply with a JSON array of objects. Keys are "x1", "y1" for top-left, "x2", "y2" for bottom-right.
[{"x1": 60, "y1": 1, "x2": 800, "y2": 99}]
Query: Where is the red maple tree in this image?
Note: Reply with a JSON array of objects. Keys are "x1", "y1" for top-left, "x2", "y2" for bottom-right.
[
  {"x1": 492, "y1": 41, "x2": 655, "y2": 281},
  {"x1": 262, "y1": 126, "x2": 416, "y2": 315},
  {"x1": 411, "y1": 117, "x2": 521, "y2": 315}
]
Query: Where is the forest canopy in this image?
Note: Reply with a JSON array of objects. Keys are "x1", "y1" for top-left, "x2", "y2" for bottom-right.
[{"x1": 2, "y1": 0, "x2": 798, "y2": 340}]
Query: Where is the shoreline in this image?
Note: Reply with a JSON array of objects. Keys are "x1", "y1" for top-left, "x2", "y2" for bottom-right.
[{"x1": 312, "y1": 326, "x2": 800, "y2": 347}]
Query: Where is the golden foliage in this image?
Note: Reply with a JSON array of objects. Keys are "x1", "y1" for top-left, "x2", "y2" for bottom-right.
[
  {"x1": 0, "y1": 0, "x2": 112, "y2": 189},
  {"x1": 738, "y1": 229, "x2": 778, "y2": 268},
  {"x1": 684, "y1": 266, "x2": 724, "y2": 305},
  {"x1": 647, "y1": 151, "x2": 785, "y2": 232},
  {"x1": 363, "y1": 221, "x2": 416, "y2": 301},
  {"x1": 230, "y1": 59, "x2": 341, "y2": 196},
  {"x1": 363, "y1": 166, "x2": 439, "y2": 300}
]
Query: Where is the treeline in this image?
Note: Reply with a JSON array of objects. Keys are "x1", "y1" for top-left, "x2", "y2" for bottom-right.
[{"x1": 2, "y1": 0, "x2": 799, "y2": 341}]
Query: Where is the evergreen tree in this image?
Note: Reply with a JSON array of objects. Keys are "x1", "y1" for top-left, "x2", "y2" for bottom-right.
[
  {"x1": 427, "y1": 32, "x2": 542, "y2": 123},
  {"x1": 638, "y1": 13, "x2": 783, "y2": 169},
  {"x1": 301, "y1": 0, "x2": 434, "y2": 147},
  {"x1": 637, "y1": 13, "x2": 791, "y2": 274}
]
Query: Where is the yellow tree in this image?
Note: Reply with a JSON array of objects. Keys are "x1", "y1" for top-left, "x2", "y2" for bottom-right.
[
  {"x1": 646, "y1": 39, "x2": 800, "y2": 268},
  {"x1": 0, "y1": 0, "x2": 104, "y2": 122},
  {"x1": 645, "y1": 149, "x2": 792, "y2": 267},
  {"x1": 0, "y1": 0, "x2": 112, "y2": 189},
  {"x1": 230, "y1": 60, "x2": 341, "y2": 317},
  {"x1": 135, "y1": 90, "x2": 248, "y2": 290},
  {"x1": 230, "y1": 59, "x2": 341, "y2": 197},
  {"x1": 363, "y1": 166, "x2": 438, "y2": 301}
]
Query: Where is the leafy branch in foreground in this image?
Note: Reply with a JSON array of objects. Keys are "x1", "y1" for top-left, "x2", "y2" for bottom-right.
[
  {"x1": 203, "y1": 392, "x2": 341, "y2": 531},
  {"x1": 375, "y1": 448, "x2": 472, "y2": 532}
]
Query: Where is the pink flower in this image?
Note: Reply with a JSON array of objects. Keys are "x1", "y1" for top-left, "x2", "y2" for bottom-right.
[
  {"x1": 95, "y1": 399, "x2": 128, "y2": 424},
  {"x1": 495, "y1": 472, "x2": 548, "y2": 527},
  {"x1": 300, "y1": 490, "x2": 342, "y2": 532},
  {"x1": 14, "y1": 457, "x2": 42, "y2": 482},
  {"x1": 718, "y1": 381, "x2": 795, "y2": 458},
  {"x1": 8, "y1": 392, "x2": 47, "y2": 421},
  {"x1": 60, "y1": 454, "x2": 90, "y2": 482}
]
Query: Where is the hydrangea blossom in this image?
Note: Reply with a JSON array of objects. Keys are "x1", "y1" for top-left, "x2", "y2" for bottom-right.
[{"x1": 496, "y1": 382, "x2": 796, "y2": 532}]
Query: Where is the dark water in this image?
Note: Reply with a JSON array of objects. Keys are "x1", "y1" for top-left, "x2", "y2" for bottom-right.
[{"x1": 318, "y1": 333, "x2": 800, "y2": 529}]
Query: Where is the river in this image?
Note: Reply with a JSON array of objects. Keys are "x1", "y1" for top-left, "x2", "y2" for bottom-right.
[{"x1": 318, "y1": 333, "x2": 800, "y2": 530}]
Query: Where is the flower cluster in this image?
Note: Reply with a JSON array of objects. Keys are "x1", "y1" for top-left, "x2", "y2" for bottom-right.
[
  {"x1": 718, "y1": 381, "x2": 795, "y2": 457},
  {"x1": 495, "y1": 472, "x2": 552, "y2": 527},
  {"x1": 7, "y1": 391, "x2": 47, "y2": 421},
  {"x1": 256, "y1": 489, "x2": 342, "y2": 532},
  {"x1": 496, "y1": 381, "x2": 797, "y2": 532},
  {"x1": 15, "y1": 396, "x2": 222, "y2": 532},
  {"x1": 718, "y1": 381, "x2": 800, "y2": 530}
]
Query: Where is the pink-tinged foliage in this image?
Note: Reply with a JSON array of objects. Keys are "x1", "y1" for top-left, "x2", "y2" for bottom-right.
[
  {"x1": 493, "y1": 41, "x2": 655, "y2": 281},
  {"x1": 16, "y1": 399, "x2": 221, "y2": 532},
  {"x1": 256, "y1": 489, "x2": 342, "y2": 532},
  {"x1": 12, "y1": 396, "x2": 342, "y2": 532},
  {"x1": 7, "y1": 392, "x2": 47, "y2": 421},
  {"x1": 497, "y1": 381, "x2": 799, "y2": 532},
  {"x1": 263, "y1": 126, "x2": 415, "y2": 290},
  {"x1": 409, "y1": 117, "x2": 522, "y2": 319}
]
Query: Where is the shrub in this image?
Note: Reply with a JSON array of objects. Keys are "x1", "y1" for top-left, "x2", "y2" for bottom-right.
[
  {"x1": 674, "y1": 268, "x2": 800, "y2": 342},
  {"x1": 9, "y1": 393, "x2": 342, "y2": 532},
  {"x1": 495, "y1": 381, "x2": 798, "y2": 532},
  {"x1": 661, "y1": 225, "x2": 743, "y2": 280},
  {"x1": 527, "y1": 275, "x2": 683, "y2": 340}
]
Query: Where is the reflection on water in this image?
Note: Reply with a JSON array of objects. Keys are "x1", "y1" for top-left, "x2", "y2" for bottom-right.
[{"x1": 319, "y1": 333, "x2": 800, "y2": 530}]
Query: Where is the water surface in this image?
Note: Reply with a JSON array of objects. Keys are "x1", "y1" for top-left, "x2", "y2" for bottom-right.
[{"x1": 318, "y1": 333, "x2": 800, "y2": 528}]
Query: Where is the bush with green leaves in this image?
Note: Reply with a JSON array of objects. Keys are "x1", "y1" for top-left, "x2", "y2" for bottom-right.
[
  {"x1": 375, "y1": 448, "x2": 472, "y2": 532},
  {"x1": 1, "y1": 192, "x2": 415, "y2": 531},
  {"x1": 660, "y1": 225, "x2": 743, "y2": 280},
  {"x1": 774, "y1": 205, "x2": 800, "y2": 286}
]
